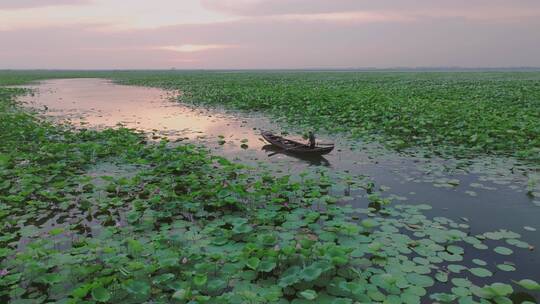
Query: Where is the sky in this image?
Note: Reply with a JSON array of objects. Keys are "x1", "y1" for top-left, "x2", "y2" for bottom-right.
[{"x1": 1, "y1": 0, "x2": 539, "y2": 69}]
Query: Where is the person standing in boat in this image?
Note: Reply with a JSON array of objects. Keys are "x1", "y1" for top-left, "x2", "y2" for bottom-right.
[{"x1": 308, "y1": 131, "x2": 316, "y2": 149}]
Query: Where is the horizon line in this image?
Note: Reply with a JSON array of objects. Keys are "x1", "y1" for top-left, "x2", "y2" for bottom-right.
[{"x1": 2, "y1": 67, "x2": 540, "y2": 72}]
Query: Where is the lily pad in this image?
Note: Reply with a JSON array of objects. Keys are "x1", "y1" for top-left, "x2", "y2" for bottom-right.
[
  {"x1": 299, "y1": 289, "x2": 318, "y2": 300},
  {"x1": 514, "y1": 279, "x2": 540, "y2": 291},
  {"x1": 91, "y1": 287, "x2": 111, "y2": 303},
  {"x1": 496, "y1": 264, "x2": 516, "y2": 272},
  {"x1": 493, "y1": 246, "x2": 513, "y2": 255},
  {"x1": 469, "y1": 267, "x2": 493, "y2": 278}
]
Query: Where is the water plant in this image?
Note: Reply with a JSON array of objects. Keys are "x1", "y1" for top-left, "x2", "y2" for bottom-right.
[
  {"x1": 2, "y1": 70, "x2": 539, "y2": 162},
  {"x1": 109, "y1": 70, "x2": 540, "y2": 162},
  {"x1": 0, "y1": 74, "x2": 538, "y2": 303}
]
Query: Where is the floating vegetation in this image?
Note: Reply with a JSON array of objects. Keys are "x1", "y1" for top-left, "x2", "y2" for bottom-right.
[
  {"x1": 112, "y1": 71, "x2": 540, "y2": 162},
  {"x1": 1, "y1": 72, "x2": 539, "y2": 303}
]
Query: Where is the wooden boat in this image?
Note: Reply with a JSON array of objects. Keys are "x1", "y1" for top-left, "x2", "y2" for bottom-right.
[
  {"x1": 261, "y1": 131, "x2": 334, "y2": 155},
  {"x1": 261, "y1": 144, "x2": 331, "y2": 166}
]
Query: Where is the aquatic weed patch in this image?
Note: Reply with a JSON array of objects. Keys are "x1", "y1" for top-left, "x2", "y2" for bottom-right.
[
  {"x1": 1, "y1": 84, "x2": 539, "y2": 303},
  {"x1": 2, "y1": 70, "x2": 539, "y2": 161},
  {"x1": 114, "y1": 71, "x2": 540, "y2": 162}
]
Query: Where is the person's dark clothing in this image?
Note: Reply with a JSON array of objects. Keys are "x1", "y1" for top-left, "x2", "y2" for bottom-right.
[{"x1": 309, "y1": 133, "x2": 316, "y2": 149}]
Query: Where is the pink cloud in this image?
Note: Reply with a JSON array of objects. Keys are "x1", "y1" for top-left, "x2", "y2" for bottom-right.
[
  {"x1": 1, "y1": 1, "x2": 539, "y2": 69},
  {"x1": 155, "y1": 44, "x2": 237, "y2": 52},
  {"x1": 272, "y1": 12, "x2": 414, "y2": 24},
  {"x1": 1, "y1": 15, "x2": 539, "y2": 69},
  {"x1": 201, "y1": 0, "x2": 540, "y2": 17},
  {"x1": 0, "y1": 0, "x2": 91, "y2": 10}
]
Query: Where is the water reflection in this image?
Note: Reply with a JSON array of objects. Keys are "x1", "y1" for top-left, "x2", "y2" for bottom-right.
[
  {"x1": 261, "y1": 144, "x2": 331, "y2": 167},
  {"x1": 16, "y1": 78, "x2": 272, "y2": 151}
]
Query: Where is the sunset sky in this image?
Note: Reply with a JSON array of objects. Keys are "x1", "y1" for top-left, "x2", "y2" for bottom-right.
[{"x1": 1, "y1": 0, "x2": 539, "y2": 69}]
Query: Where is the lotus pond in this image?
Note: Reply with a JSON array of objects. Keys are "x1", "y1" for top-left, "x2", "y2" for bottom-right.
[{"x1": 0, "y1": 71, "x2": 539, "y2": 304}]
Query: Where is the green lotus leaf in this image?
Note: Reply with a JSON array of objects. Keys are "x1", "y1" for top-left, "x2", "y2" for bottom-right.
[
  {"x1": 172, "y1": 288, "x2": 190, "y2": 300},
  {"x1": 481, "y1": 283, "x2": 514, "y2": 297},
  {"x1": 259, "y1": 259, "x2": 277, "y2": 272},
  {"x1": 232, "y1": 223, "x2": 253, "y2": 234},
  {"x1": 514, "y1": 279, "x2": 540, "y2": 291},
  {"x1": 367, "y1": 289, "x2": 386, "y2": 301},
  {"x1": 361, "y1": 219, "x2": 378, "y2": 229},
  {"x1": 447, "y1": 264, "x2": 466, "y2": 273},
  {"x1": 301, "y1": 264, "x2": 324, "y2": 281},
  {"x1": 405, "y1": 273, "x2": 434, "y2": 288},
  {"x1": 435, "y1": 271, "x2": 448, "y2": 283},
  {"x1": 91, "y1": 287, "x2": 111, "y2": 303},
  {"x1": 299, "y1": 289, "x2": 317, "y2": 300},
  {"x1": 493, "y1": 246, "x2": 513, "y2": 255},
  {"x1": 469, "y1": 267, "x2": 493, "y2": 278},
  {"x1": 446, "y1": 245, "x2": 464, "y2": 255},
  {"x1": 207, "y1": 279, "x2": 227, "y2": 291},
  {"x1": 430, "y1": 293, "x2": 457, "y2": 303},
  {"x1": 40, "y1": 273, "x2": 62, "y2": 285},
  {"x1": 278, "y1": 266, "x2": 302, "y2": 287},
  {"x1": 152, "y1": 273, "x2": 175, "y2": 285},
  {"x1": 246, "y1": 257, "x2": 260, "y2": 270},
  {"x1": 506, "y1": 238, "x2": 530, "y2": 249},
  {"x1": 193, "y1": 274, "x2": 208, "y2": 286},
  {"x1": 472, "y1": 258, "x2": 487, "y2": 266},
  {"x1": 124, "y1": 280, "x2": 150, "y2": 297},
  {"x1": 451, "y1": 286, "x2": 470, "y2": 297},
  {"x1": 496, "y1": 264, "x2": 515, "y2": 272},
  {"x1": 493, "y1": 296, "x2": 512, "y2": 304},
  {"x1": 260, "y1": 234, "x2": 278, "y2": 246}
]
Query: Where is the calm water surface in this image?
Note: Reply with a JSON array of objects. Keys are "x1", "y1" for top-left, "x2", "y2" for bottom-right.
[{"x1": 18, "y1": 78, "x2": 540, "y2": 301}]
